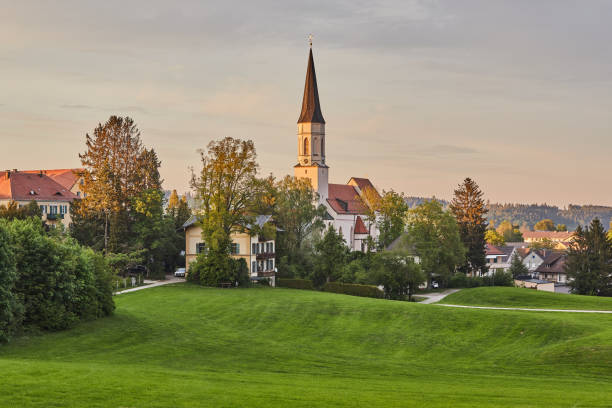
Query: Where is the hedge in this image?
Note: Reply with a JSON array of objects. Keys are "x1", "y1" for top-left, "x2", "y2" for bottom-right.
[
  {"x1": 277, "y1": 278, "x2": 314, "y2": 290},
  {"x1": 323, "y1": 282, "x2": 384, "y2": 299},
  {"x1": 0, "y1": 218, "x2": 114, "y2": 343},
  {"x1": 448, "y1": 271, "x2": 514, "y2": 288}
]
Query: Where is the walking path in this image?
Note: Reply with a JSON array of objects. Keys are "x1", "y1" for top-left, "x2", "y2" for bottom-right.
[
  {"x1": 435, "y1": 304, "x2": 612, "y2": 314},
  {"x1": 115, "y1": 275, "x2": 184, "y2": 295},
  {"x1": 419, "y1": 289, "x2": 461, "y2": 304}
]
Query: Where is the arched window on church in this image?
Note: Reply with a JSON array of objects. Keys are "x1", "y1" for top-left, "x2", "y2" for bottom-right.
[
  {"x1": 304, "y1": 138, "x2": 309, "y2": 155},
  {"x1": 321, "y1": 136, "x2": 325, "y2": 157}
]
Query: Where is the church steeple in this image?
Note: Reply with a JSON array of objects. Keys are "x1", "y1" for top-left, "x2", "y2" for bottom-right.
[
  {"x1": 294, "y1": 41, "x2": 328, "y2": 201},
  {"x1": 298, "y1": 48, "x2": 325, "y2": 124}
]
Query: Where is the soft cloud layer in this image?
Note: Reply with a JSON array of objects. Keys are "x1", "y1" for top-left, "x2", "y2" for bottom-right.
[{"x1": 1, "y1": 0, "x2": 612, "y2": 205}]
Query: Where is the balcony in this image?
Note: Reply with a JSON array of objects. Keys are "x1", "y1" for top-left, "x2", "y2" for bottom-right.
[
  {"x1": 257, "y1": 271, "x2": 275, "y2": 277},
  {"x1": 46, "y1": 213, "x2": 65, "y2": 221},
  {"x1": 255, "y1": 251, "x2": 275, "y2": 260}
]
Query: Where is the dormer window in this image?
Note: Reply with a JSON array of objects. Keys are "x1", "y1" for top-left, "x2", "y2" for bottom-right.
[{"x1": 29, "y1": 190, "x2": 37, "y2": 195}]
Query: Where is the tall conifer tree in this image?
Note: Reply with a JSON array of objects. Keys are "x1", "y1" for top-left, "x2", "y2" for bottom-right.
[{"x1": 450, "y1": 178, "x2": 488, "y2": 275}]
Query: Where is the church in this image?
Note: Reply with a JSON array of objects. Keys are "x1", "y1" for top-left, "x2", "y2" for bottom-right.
[{"x1": 293, "y1": 45, "x2": 380, "y2": 251}]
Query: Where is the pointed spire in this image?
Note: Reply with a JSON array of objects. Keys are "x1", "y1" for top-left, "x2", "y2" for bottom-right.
[{"x1": 298, "y1": 47, "x2": 325, "y2": 124}]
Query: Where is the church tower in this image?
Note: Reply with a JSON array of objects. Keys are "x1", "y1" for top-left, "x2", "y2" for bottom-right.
[{"x1": 294, "y1": 43, "x2": 329, "y2": 201}]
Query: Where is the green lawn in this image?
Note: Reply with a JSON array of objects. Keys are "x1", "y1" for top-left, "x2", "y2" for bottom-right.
[
  {"x1": 1, "y1": 284, "x2": 611, "y2": 407},
  {"x1": 441, "y1": 286, "x2": 612, "y2": 310}
]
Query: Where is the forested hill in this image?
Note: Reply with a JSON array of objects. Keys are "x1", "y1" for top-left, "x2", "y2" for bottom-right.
[{"x1": 404, "y1": 197, "x2": 612, "y2": 231}]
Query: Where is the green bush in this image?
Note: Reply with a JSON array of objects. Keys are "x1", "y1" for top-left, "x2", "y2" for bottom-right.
[
  {"x1": 0, "y1": 218, "x2": 114, "y2": 341},
  {"x1": 323, "y1": 282, "x2": 383, "y2": 299},
  {"x1": 187, "y1": 251, "x2": 250, "y2": 287},
  {"x1": 277, "y1": 278, "x2": 314, "y2": 290},
  {"x1": 0, "y1": 223, "x2": 22, "y2": 342},
  {"x1": 449, "y1": 271, "x2": 512, "y2": 288}
]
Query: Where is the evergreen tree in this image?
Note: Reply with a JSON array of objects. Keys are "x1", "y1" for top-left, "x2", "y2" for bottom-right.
[
  {"x1": 450, "y1": 178, "x2": 488, "y2": 276},
  {"x1": 566, "y1": 219, "x2": 612, "y2": 296},
  {"x1": 312, "y1": 225, "x2": 347, "y2": 286},
  {"x1": 508, "y1": 252, "x2": 529, "y2": 278}
]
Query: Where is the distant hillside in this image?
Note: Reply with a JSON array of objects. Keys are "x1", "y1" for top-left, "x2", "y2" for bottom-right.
[{"x1": 405, "y1": 197, "x2": 612, "y2": 231}]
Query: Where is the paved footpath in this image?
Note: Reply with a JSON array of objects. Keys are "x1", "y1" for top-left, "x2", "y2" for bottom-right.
[
  {"x1": 435, "y1": 304, "x2": 612, "y2": 314},
  {"x1": 419, "y1": 289, "x2": 461, "y2": 304},
  {"x1": 115, "y1": 275, "x2": 184, "y2": 295}
]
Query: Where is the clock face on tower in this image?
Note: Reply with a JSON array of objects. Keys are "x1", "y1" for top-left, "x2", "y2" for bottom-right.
[{"x1": 303, "y1": 159, "x2": 308, "y2": 164}]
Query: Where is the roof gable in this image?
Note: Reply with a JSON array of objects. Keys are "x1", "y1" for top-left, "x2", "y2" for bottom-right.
[
  {"x1": 326, "y1": 184, "x2": 368, "y2": 215},
  {"x1": 354, "y1": 216, "x2": 368, "y2": 235},
  {"x1": 0, "y1": 171, "x2": 77, "y2": 202}
]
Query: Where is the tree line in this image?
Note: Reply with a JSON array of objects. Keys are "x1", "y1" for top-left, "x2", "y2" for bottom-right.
[{"x1": 184, "y1": 136, "x2": 503, "y2": 298}]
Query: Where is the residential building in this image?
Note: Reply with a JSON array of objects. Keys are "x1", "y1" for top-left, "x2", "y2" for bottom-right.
[
  {"x1": 292, "y1": 44, "x2": 379, "y2": 251},
  {"x1": 183, "y1": 215, "x2": 277, "y2": 286},
  {"x1": 534, "y1": 252, "x2": 568, "y2": 284},
  {"x1": 0, "y1": 169, "x2": 78, "y2": 228},
  {"x1": 522, "y1": 231, "x2": 575, "y2": 250},
  {"x1": 485, "y1": 244, "x2": 506, "y2": 275}
]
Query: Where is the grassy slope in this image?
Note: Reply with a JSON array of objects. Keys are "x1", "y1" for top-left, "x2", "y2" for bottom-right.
[
  {"x1": 441, "y1": 287, "x2": 612, "y2": 310},
  {"x1": 0, "y1": 284, "x2": 610, "y2": 407}
]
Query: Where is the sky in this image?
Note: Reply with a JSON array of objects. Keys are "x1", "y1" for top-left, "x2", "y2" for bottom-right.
[{"x1": 2, "y1": 0, "x2": 612, "y2": 207}]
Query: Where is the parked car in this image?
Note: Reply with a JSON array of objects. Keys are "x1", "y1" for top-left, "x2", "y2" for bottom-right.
[
  {"x1": 174, "y1": 267, "x2": 186, "y2": 278},
  {"x1": 431, "y1": 281, "x2": 439, "y2": 289}
]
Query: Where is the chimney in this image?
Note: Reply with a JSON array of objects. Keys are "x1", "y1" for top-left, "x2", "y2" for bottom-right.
[{"x1": 5, "y1": 170, "x2": 10, "y2": 179}]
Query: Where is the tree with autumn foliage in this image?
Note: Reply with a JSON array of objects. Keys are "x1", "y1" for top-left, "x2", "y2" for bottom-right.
[
  {"x1": 77, "y1": 116, "x2": 162, "y2": 252},
  {"x1": 450, "y1": 178, "x2": 488, "y2": 276},
  {"x1": 189, "y1": 137, "x2": 260, "y2": 285}
]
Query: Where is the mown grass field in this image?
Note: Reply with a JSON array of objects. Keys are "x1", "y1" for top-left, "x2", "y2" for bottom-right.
[
  {"x1": 0, "y1": 284, "x2": 611, "y2": 407},
  {"x1": 441, "y1": 286, "x2": 612, "y2": 310}
]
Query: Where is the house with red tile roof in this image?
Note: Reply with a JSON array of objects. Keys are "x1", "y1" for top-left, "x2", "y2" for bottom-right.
[
  {"x1": 21, "y1": 168, "x2": 85, "y2": 198},
  {"x1": 0, "y1": 169, "x2": 79, "y2": 227},
  {"x1": 292, "y1": 45, "x2": 379, "y2": 251},
  {"x1": 522, "y1": 230, "x2": 575, "y2": 250}
]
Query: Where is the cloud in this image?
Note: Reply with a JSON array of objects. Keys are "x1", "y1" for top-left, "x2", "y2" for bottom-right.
[
  {"x1": 60, "y1": 104, "x2": 93, "y2": 110},
  {"x1": 60, "y1": 104, "x2": 148, "y2": 114},
  {"x1": 420, "y1": 144, "x2": 479, "y2": 156}
]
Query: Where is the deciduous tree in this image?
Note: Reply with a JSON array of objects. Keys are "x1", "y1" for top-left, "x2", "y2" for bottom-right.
[
  {"x1": 485, "y1": 229, "x2": 505, "y2": 246},
  {"x1": 190, "y1": 137, "x2": 259, "y2": 285},
  {"x1": 534, "y1": 219, "x2": 556, "y2": 231},
  {"x1": 404, "y1": 200, "x2": 465, "y2": 287}
]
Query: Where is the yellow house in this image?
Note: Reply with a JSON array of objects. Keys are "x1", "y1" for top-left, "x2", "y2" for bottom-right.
[{"x1": 183, "y1": 215, "x2": 277, "y2": 286}]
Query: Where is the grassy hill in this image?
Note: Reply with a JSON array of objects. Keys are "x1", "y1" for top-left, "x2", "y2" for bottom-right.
[
  {"x1": 0, "y1": 284, "x2": 611, "y2": 407},
  {"x1": 441, "y1": 287, "x2": 612, "y2": 310}
]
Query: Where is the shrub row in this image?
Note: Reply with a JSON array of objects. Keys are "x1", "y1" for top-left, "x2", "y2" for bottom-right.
[
  {"x1": 0, "y1": 218, "x2": 114, "y2": 343},
  {"x1": 323, "y1": 281, "x2": 384, "y2": 299},
  {"x1": 448, "y1": 270, "x2": 514, "y2": 288},
  {"x1": 277, "y1": 278, "x2": 314, "y2": 290}
]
